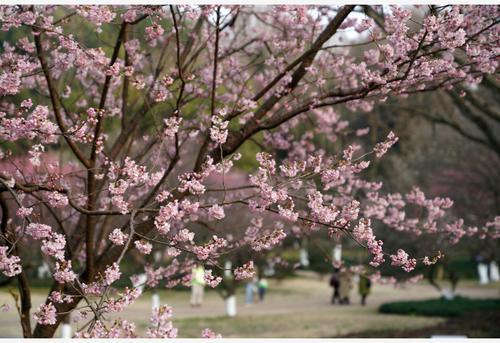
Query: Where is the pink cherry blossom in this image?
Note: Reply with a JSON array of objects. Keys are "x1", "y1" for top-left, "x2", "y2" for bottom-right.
[
  {"x1": 53, "y1": 261, "x2": 76, "y2": 284},
  {"x1": 134, "y1": 240, "x2": 152, "y2": 255},
  {"x1": 47, "y1": 192, "x2": 68, "y2": 208},
  {"x1": 208, "y1": 204, "x2": 225, "y2": 220},
  {"x1": 390, "y1": 249, "x2": 417, "y2": 272},
  {"x1": 109, "y1": 229, "x2": 129, "y2": 246},
  {"x1": 25, "y1": 223, "x2": 53, "y2": 240},
  {"x1": 0, "y1": 246, "x2": 22, "y2": 277},
  {"x1": 210, "y1": 112, "x2": 229, "y2": 145},
  {"x1": 204, "y1": 269, "x2": 222, "y2": 288},
  {"x1": 146, "y1": 305, "x2": 178, "y2": 338},
  {"x1": 16, "y1": 207, "x2": 32, "y2": 218},
  {"x1": 33, "y1": 303, "x2": 57, "y2": 325},
  {"x1": 104, "y1": 262, "x2": 122, "y2": 285},
  {"x1": 202, "y1": 328, "x2": 222, "y2": 338},
  {"x1": 234, "y1": 261, "x2": 256, "y2": 280},
  {"x1": 373, "y1": 131, "x2": 399, "y2": 158}
]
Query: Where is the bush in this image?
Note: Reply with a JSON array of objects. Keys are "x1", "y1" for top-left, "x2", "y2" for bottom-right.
[{"x1": 379, "y1": 296, "x2": 500, "y2": 317}]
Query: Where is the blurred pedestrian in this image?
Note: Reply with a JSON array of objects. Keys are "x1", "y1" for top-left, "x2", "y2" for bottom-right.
[
  {"x1": 245, "y1": 276, "x2": 256, "y2": 305},
  {"x1": 190, "y1": 263, "x2": 205, "y2": 307},
  {"x1": 257, "y1": 278, "x2": 269, "y2": 302},
  {"x1": 339, "y1": 270, "x2": 352, "y2": 305},
  {"x1": 329, "y1": 268, "x2": 341, "y2": 304},
  {"x1": 358, "y1": 274, "x2": 372, "y2": 306}
]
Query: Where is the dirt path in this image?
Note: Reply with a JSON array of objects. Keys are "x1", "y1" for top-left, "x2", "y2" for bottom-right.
[{"x1": 130, "y1": 276, "x2": 499, "y2": 319}]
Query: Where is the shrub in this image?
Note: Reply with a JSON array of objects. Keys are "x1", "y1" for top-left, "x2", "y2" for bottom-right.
[{"x1": 379, "y1": 296, "x2": 500, "y2": 317}]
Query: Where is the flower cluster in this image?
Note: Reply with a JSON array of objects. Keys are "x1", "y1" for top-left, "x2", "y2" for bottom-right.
[
  {"x1": 0, "y1": 246, "x2": 22, "y2": 277},
  {"x1": 41, "y1": 233, "x2": 67, "y2": 261},
  {"x1": 104, "y1": 263, "x2": 122, "y2": 285},
  {"x1": 146, "y1": 305, "x2": 178, "y2": 338},
  {"x1": 0, "y1": 105, "x2": 58, "y2": 143},
  {"x1": 53, "y1": 261, "x2": 77, "y2": 284},
  {"x1": 134, "y1": 240, "x2": 152, "y2": 255},
  {"x1": 104, "y1": 287, "x2": 141, "y2": 313},
  {"x1": 47, "y1": 192, "x2": 69, "y2": 208},
  {"x1": 25, "y1": 223, "x2": 52, "y2": 240},
  {"x1": 352, "y1": 219, "x2": 385, "y2": 267},
  {"x1": 155, "y1": 200, "x2": 200, "y2": 234},
  {"x1": 109, "y1": 229, "x2": 129, "y2": 246},
  {"x1": 16, "y1": 207, "x2": 32, "y2": 218},
  {"x1": 76, "y1": 5, "x2": 116, "y2": 26},
  {"x1": 208, "y1": 204, "x2": 225, "y2": 220},
  {"x1": 145, "y1": 23, "x2": 165, "y2": 41},
  {"x1": 390, "y1": 249, "x2": 417, "y2": 272},
  {"x1": 203, "y1": 269, "x2": 222, "y2": 288},
  {"x1": 201, "y1": 328, "x2": 222, "y2": 338},
  {"x1": 251, "y1": 227, "x2": 287, "y2": 251},
  {"x1": 192, "y1": 235, "x2": 228, "y2": 261},
  {"x1": 234, "y1": 261, "x2": 256, "y2": 280},
  {"x1": 163, "y1": 117, "x2": 182, "y2": 139},
  {"x1": 373, "y1": 131, "x2": 399, "y2": 158},
  {"x1": 210, "y1": 110, "x2": 229, "y2": 144},
  {"x1": 33, "y1": 303, "x2": 57, "y2": 325}
]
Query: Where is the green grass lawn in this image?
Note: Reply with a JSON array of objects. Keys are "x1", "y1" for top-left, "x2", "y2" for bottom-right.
[{"x1": 171, "y1": 309, "x2": 443, "y2": 338}]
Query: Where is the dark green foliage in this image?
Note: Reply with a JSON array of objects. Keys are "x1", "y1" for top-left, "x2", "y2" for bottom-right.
[{"x1": 379, "y1": 296, "x2": 500, "y2": 317}]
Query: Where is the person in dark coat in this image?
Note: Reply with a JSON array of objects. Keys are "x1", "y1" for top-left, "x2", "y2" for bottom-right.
[
  {"x1": 358, "y1": 275, "x2": 372, "y2": 306},
  {"x1": 329, "y1": 268, "x2": 341, "y2": 304}
]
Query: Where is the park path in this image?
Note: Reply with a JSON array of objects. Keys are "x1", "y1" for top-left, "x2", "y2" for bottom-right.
[
  {"x1": 0, "y1": 275, "x2": 498, "y2": 337},
  {"x1": 125, "y1": 274, "x2": 499, "y2": 319}
]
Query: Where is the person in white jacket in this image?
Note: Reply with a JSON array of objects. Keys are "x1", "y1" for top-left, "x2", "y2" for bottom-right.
[{"x1": 191, "y1": 264, "x2": 206, "y2": 307}]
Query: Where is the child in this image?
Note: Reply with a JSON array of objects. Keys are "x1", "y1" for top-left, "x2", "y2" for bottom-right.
[{"x1": 257, "y1": 278, "x2": 269, "y2": 302}]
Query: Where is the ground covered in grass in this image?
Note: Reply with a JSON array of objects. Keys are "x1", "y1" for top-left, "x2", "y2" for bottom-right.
[
  {"x1": 342, "y1": 310, "x2": 500, "y2": 338},
  {"x1": 172, "y1": 308, "x2": 443, "y2": 338},
  {"x1": 0, "y1": 277, "x2": 498, "y2": 337}
]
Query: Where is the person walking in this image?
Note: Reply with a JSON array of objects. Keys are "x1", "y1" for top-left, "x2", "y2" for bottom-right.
[
  {"x1": 257, "y1": 278, "x2": 269, "y2": 302},
  {"x1": 329, "y1": 268, "x2": 341, "y2": 304},
  {"x1": 358, "y1": 274, "x2": 372, "y2": 306},
  {"x1": 245, "y1": 276, "x2": 256, "y2": 305},
  {"x1": 190, "y1": 264, "x2": 206, "y2": 307},
  {"x1": 339, "y1": 270, "x2": 352, "y2": 305}
]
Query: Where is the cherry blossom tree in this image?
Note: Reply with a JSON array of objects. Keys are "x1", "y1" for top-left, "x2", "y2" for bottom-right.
[{"x1": 0, "y1": 4, "x2": 499, "y2": 338}]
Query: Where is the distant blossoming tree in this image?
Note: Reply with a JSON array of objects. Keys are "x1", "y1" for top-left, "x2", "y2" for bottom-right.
[{"x1": 0, "y1": 4, "x2": 499, "y2": 338}]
